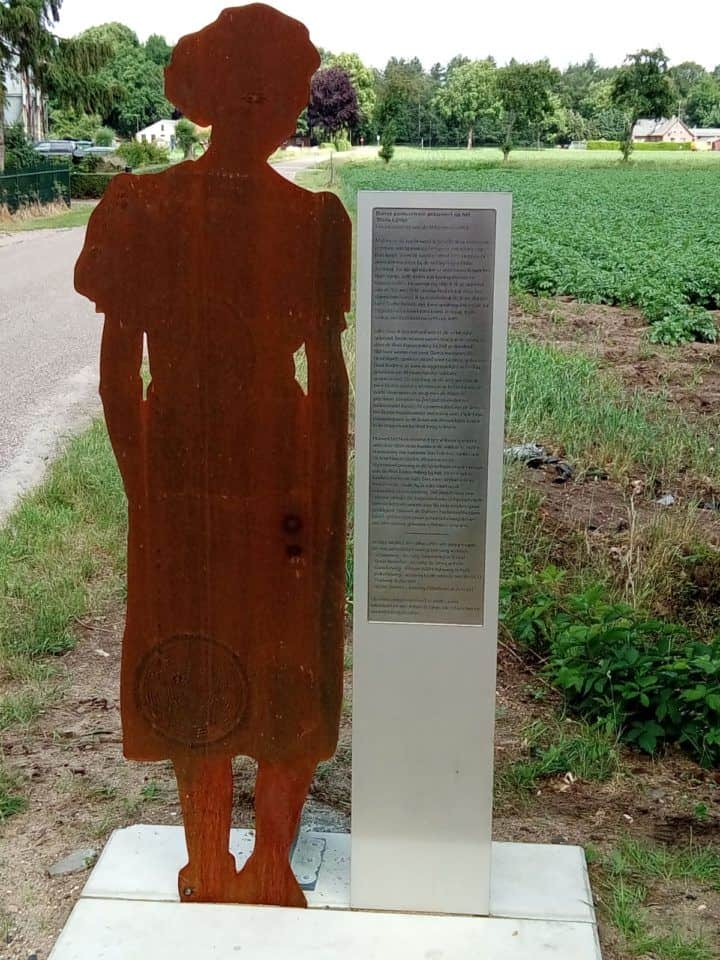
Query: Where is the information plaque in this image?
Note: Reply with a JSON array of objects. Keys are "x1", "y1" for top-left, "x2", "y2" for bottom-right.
[
  {"x1": 369, "y1": 207, "x2": 495, "y2": 624},
  {"x1": 352, "y1": 192, "x2": 511, "y2": 917}
]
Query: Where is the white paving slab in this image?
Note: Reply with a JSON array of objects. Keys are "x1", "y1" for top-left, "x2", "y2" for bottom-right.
[
  {"x1": 53, "y1": 827, "x2": 601, "y2": 960},
  {"x1": 82, "y1": 825, "x2": 351, "y2": 908},
  {"x1": 82, "y1": 826, "x2": 595, "y2": 926},
  {"x1": 49, "y1": 898, "x2": 602, "y2": 960}
]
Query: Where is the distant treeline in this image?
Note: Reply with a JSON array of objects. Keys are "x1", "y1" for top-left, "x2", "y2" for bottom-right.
[{"x1": 29, "y1": 22, "x2": 720, "y2": 149}]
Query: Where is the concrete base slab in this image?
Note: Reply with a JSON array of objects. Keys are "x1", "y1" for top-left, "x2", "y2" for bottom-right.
[{"x1": 48, "y1": 826, "x2": 602, "y2": 959}]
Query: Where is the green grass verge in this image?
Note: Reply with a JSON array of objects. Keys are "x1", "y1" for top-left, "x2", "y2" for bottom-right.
[
  {"x1": 0, "y1": 201, "x2": 96, "y2": 232},
  {"x1": 0, "y1": 419, "x2": 125, "y2": 677}
]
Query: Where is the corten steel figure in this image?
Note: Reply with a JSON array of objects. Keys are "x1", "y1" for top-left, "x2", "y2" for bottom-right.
[{"x1": 74, "y1": 4, "x2": 350, "y2": 908}]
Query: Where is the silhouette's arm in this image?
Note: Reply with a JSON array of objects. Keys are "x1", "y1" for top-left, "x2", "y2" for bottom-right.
[
  {"x1": 99, "y1": 317, "x2": 145, "y2": 501},
  {"x1": 75, "y1": 175, "x2": 146, "y2": 500}
]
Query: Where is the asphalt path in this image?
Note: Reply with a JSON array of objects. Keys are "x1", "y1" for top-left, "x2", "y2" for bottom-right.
[
  {"x1": 0, "y1": 227, "x2": 101, "y2": 520},
  {"x1": 0, "y1": 153, "x2": 328, "y2": 521}
]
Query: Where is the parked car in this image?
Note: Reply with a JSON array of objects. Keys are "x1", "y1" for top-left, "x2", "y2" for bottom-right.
[
  {"x1": 32, "y1": 140, "x2": 116, "y2": 162},
  {"x1": 33, "y1": 139, "x2": 87, "y2": 161}
]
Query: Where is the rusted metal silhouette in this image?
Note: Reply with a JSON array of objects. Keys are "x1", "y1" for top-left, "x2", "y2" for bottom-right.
[{"x1": 74, "y1": 4, "x2": 350, "y2": 908}]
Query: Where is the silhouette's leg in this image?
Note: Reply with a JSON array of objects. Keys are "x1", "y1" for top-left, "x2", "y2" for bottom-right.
[
  {"x1": 174, "y1": 755, "x2": 236, "y2": 902},
  {"x1": 235, "y1": 758, "x2": 316, "y2": 907}
]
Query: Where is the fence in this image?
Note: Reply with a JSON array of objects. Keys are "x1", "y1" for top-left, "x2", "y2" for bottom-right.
[{"x1": 0, "y1": 163, "x2": 71, "y2": 212}]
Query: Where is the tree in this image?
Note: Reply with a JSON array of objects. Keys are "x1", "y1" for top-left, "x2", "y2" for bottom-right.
[
  {"x1": 611, "y1": 48, "x2": 675, "y2": 160},
  {"x1": 308, "y1": 66, "x2": 359, "y2": 141},
  {"x1": 176, "y1": 117, "x2": 198, "y2": 159},
  {"x1": 1, "y1": 0, "x2": 114, "y2": 170},
  {"x1": 325, "y1": 52, "x2": 375, "y2": 139},
  {"x1": 374, "y1": 57, "x2": 436, "y2": 145},
  {"x1": 144, "y1": 33, "x2": 172, "y2": 68},
  {"x1": 434, "y1": 58, "x2": 498, "y2": 148},
  {"x1": 684, "y1": 74, "x2": 720, "y2": 127},
  {"x1": 77, "y1": 23, "x2": 172, "y2": 137},
  {"x1": 669, "y1": 61, "x2": 707, "y2": 118},
  {"x1": 48, "y1": 104, "x2": 101, "y2": 139},
  {"x1": 378, "y1": 121, "x2": 395, "y2": 162},
  {"x1": 496, "y1": 60, "x2": 555, "y2": 159}
]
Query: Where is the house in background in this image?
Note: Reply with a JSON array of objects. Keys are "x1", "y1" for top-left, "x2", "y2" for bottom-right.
[
  {"x1": 2, "y1": 64, "x2": 45, "y2": 140},
  {"x1": 632, "y1": 116, "x2": 694, "y2": 143},
  {"x1": 135, "y1": 119, "x2": 177, "y2": 149},
  {"x1": 691, "y1": 127, "x2": 720, "y2": 150}
]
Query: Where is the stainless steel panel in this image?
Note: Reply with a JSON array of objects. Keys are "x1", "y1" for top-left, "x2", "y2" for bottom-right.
[{"x1": 368, "y1": 207, "x2": 496, "y2": 625}]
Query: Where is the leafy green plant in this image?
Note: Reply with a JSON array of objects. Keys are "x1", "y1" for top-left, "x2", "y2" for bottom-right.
[
  {"x1": 648, "y1": 308, "x2": 718, "y2": 345},
  {"x1": 501, "y1": 564, "x2": 720, "y2": 766}
]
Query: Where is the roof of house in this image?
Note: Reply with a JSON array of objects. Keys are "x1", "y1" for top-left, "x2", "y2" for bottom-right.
[
  {"x1": 632, "y1": 116, "x2": 692, "y2": 139},
  {"x1": 692, "y1": 127, "x2": 720, "y2": 139}
]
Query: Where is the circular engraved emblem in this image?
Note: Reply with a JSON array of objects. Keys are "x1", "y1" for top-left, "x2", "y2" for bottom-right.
[{"x1": 136, "y1": 635, "x2": 247, "y2": 746}]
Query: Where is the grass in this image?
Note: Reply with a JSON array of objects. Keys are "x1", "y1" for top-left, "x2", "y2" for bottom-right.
[
  {"x1": 0, "y1": 420, "x2": 125, "y2": 696},
  {"x1": 496, "y1": 718, "x2": 620, "y2": 798},
  {"x1": 0, "y1": 200, "x2": 96, "y2": 232},
  {"x1": 591, "y1": 837, "x2": 720, "y2": 960},
  {"x1": 506, "y1": 337, "x2": 720, "y2": 485},
  {"x1": 0, "y1": 761, "x2": 26, "y2": 821}
]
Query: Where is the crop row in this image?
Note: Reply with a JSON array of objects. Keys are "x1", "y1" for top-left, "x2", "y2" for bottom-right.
[{"x1": 337, "y1": 157, "x2": 720, "y2": 344}]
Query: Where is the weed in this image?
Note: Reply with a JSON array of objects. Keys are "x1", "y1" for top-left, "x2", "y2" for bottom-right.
[
  {"x1": 141, "y1": 781, "x2": 163, "y2": 802},
  {"x1": 0, "y1": 761, "x2": 26, "y2": 821}
]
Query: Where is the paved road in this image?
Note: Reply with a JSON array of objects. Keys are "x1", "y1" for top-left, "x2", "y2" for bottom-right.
[
  {"x1": 0, "y1": 155, "x2": 331, "y2": 521},
  {"x1": 0, "y1": 227, "x2": 101, "y2": 519}
]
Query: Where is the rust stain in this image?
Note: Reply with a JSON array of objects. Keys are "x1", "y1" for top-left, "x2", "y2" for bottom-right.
[{"x1": 74, "y1": 3, "x2": 350, "y2": 907}]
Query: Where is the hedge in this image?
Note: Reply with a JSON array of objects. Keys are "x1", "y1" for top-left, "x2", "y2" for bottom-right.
[
  {"x1": 587, "y1": 140, "x2": 693, "y2": 151},
  {"x1": 70, "y1": 172, "x2": 116, "y2": 199}
]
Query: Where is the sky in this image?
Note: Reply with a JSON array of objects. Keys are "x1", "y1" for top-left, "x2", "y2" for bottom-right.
[{"x1": 56, "y1": 0, "x2": 719, "y2": 71}]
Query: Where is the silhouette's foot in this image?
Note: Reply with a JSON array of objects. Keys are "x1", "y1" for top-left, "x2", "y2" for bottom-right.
[
  {"x1": 234, "y1": 851, "x2": 307, "y2": 908},
  {"x1": 178, "y1": 852, "x2": 238, "y2": 903}
]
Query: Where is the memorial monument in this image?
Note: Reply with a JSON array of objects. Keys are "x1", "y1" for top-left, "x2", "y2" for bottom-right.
[
  {"x1": 51, "y1": 6, "x2": 601, "y2": 956},
  {"x1": 74, "y1": 3, "x2": 351, "y2": 908}
]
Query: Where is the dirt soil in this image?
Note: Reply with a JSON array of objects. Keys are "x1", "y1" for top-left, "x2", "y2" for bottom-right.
[{"x1": 511, "y1": 296, "x2": 720, "y2": 423}]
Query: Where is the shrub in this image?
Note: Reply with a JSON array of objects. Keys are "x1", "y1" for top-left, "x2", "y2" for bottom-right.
[
  {"x1": 501, "y1": 564, "x2": 720, "y2": 766},
  {"x1": 379, "y1": 123, "x2": 395, "y2": 163},
  {"x1": 116, "y1": 140, "x2": 169, "y2": 169},
  {"x1": 3, "y1": 122, "x2": 37, "y2": 171},
  {"x1": 94, "y1": 127, "x2": 116, "y2": 147},
  {"x1": 70, "y1": 172, "x2": 116, "y2": 199},
  {"x1": 586, "y1": 140, "x2": 692, "y2": 151},
  {"x1": 586, "y1": 140, "x2": 621, "y2": 150},
  {"x1": 334, "y1": 137, "x2": 351, "y2": 152}
]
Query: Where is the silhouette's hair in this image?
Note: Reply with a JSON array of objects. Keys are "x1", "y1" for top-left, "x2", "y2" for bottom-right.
[{"x1": 165, "y1": 4, "x2": 320, "y2": 129}]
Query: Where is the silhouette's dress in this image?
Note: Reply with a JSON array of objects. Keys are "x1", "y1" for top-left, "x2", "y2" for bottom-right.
[{"x1": 74, "y1": 4, "x2": 350, "y2": 907}]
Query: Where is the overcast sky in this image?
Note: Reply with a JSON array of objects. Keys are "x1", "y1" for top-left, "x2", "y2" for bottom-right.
[{"x1": 56, "y1": 0, "x2": 719, "y2": 71}]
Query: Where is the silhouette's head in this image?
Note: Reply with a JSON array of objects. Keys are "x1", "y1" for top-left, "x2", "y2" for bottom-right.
[{"x1": 165, "y1": 4, "x2": 319, "y2": 157}]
